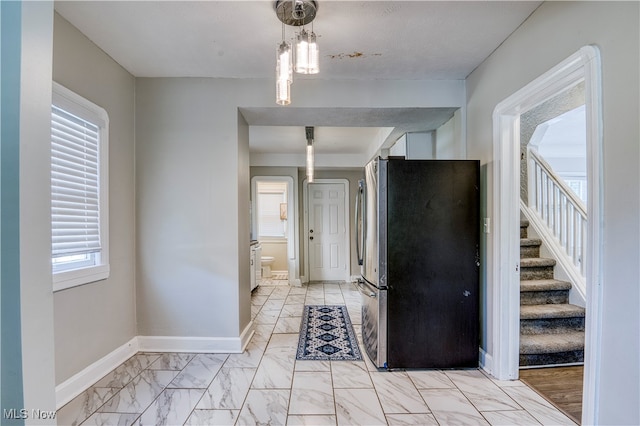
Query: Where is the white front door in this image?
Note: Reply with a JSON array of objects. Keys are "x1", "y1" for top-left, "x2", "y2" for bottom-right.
[{"x1": 308, "y1": 183, "x2": 347, "y2": 281}]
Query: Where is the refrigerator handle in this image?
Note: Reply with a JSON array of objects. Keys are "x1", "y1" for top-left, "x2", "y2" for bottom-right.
[
  {"x1": 355, "y1": 179, "x2": 365, "y2": 266},
  {"x1": 356, "y1": 279, "x2": 377, "y2": 298}
]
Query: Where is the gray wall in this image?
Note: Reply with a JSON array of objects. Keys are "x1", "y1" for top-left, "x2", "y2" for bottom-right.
[
  {"x1": 52, "y1": 13, "x2": 137, "y2": 384},
  {"x1": 136, "y1": 78, "x2": 251, "y2": 338},
  {"x1": 465, "y1": 2, "x2": 639, "y2": 423},
  {"x1": 237, "y1": 112, "x2": 252, "y2": 333},
  {"x1": 136, "y1": 78, "x2": 463, "y2": 341}
]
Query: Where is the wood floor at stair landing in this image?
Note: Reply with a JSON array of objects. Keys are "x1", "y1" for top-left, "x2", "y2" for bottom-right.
[{"x1": 519, "y1": 366, "x2": 583, "y2": 425}]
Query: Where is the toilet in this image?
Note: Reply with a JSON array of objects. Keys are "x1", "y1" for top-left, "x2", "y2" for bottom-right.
[{"x1": 261, "y1": 256, "x2": 275, "y2": 278}]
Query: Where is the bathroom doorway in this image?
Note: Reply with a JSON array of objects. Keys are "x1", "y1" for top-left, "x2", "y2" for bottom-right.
[{"x1": 251, "y1": 176, "x2": 299, "y2": 286}]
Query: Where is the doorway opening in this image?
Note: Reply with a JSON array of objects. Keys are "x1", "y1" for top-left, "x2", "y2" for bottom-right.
[
  {"x1": 303, "y1": 179, "x2": 350, "y2": 283},
  {"x1": 490, "y1": 46, "x2": 602, "y2": 424},
  {"x1": 251, "y1": 176, "x2": 299, "y2": 286}
]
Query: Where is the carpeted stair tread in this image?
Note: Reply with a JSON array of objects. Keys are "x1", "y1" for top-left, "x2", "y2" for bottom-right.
[
  {"x1": 521, "y1": 279, "x2": 572, "y2": 292},
  {"x1": 520, "y1": 238, "x2": 542, "y2": 247},
  {"x1": 519, "y1": 218, "x2": 585, "y2": 367},
  {"x1": 521, "y1": 257, "x2": 556, "y2": 268},
  {"x1": 520, "y1": 238, "x2": 542, "y2": 258},
  {"x1": 520, "y1": 332, "x2": 585, "y2": 354},
  {"x1": 521, "y1": 304, "x2": 585, "y2": 319}
]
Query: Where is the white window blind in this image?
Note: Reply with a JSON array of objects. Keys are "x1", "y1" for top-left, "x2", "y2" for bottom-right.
[
  {"x1": 51, "y1": 105, "x2": 101, "y2": 258},
  {"x1": 258, "y1": 191, "x2": 287, "y2": 238},
  {"x1": 257, "y1": 181, "x2": 288, "y2": 238}
]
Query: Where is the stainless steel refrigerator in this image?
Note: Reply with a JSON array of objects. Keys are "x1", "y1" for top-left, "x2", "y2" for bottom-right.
[{"x1": 355, "y1": 157, "x2": 480, "y2": 369}]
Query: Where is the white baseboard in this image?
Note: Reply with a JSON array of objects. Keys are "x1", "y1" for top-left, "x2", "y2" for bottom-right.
[
  {"x1": 138, "y1": 334, "x2": 247, "y2": 354},
  {"x1": 479, "y1": 347, "x2": 494, "y2": 377},
  {"x1": 240, "y1": 321, "x2": 255, "y2": 351},
  {"x1": 56, "y1": 324, "x2": 256, "y2": 409},
  {"x1": 55, "y1": 337, "x2": 139, "y2": 409}
]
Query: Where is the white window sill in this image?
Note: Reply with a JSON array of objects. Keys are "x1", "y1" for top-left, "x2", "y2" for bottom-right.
[{"x1": 53, "y1": 264, "x2": 110, "y2": 292}]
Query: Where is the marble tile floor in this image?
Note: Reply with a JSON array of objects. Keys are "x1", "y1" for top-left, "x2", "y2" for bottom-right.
[{"x1": 58, "y1": 281, "x2": 577, "y2": 425}]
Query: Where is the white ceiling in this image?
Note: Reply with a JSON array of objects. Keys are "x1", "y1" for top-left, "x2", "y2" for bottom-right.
[
  {"x1": 54, "y1": 1, "x2": 541, "y2": 162},
  {"x1": 532, "y1": 105, "x2": 587, "y2": 158},
  {"x1": 242, "y1": 106, "x2": 459, "y2": 154}
]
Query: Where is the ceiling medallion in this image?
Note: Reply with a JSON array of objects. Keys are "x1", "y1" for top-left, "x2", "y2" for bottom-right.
[{"x1": 275, "y1": 0, "x2": 318, "y2": 26}]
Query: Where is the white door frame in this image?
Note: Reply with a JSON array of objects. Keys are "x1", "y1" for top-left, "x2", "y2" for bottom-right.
[
  {"x1": 251, "y1": 176, "x2": 300, "y2": 285},
  {"x1": 490, "y1": 46, "x2": 602, "y2": 424},
  {"x1": 302, "y1": 179, "x2": 351, "y2": 283}
]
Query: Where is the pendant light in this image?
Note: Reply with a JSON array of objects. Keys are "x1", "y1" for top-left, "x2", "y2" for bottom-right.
[
  {"x1": 276, "y1": 41, "x2": 292, "y2": 105},
  {"x1": 274, "y1": 0, "x2": 319, "y2": 105},
  {"x1": 276, "y1": 24, "x2": 293, "y2": 106},
  {"x1": 306, "y1": 126, "x2": 315, "y2": 183},
  {"x1": 295, "y1": 26, "x2": 319, "y2": 74}
]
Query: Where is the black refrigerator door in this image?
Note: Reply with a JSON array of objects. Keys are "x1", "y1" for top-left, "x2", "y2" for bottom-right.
[{"x1": 385, "y1": 159, "x2": 480, "y2": 369}]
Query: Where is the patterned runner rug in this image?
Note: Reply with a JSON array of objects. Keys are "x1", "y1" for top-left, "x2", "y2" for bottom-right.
[{"x1": 296, "y1": 305, "x2": 362, "y2": 361}]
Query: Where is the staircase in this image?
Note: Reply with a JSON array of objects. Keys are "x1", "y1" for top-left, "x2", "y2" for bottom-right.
[{"x1": 519, "y1": 220, "x2": 585, "y2": 367}]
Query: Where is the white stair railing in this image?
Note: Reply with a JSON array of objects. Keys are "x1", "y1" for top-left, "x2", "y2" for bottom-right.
[{"x1": 527, "y1": 148, "x2": 587, "y2": 277}]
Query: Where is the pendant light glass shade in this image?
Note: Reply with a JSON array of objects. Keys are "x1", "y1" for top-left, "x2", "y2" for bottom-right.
[
  {"x1": 276, "y1": 40, "x2": 293, "y2": 105},
  {"x1": 307, "y1": 31, "x2": 319, "y2": 74},
  {"x1": 295, "y1": 29, "x2": 319, "y2": 74},
  {"x1": 276, "y1": 79, "x2": 291, "y2": 106},
  {"x1": 306, "y1": 140, "x2": 314, "y2": 182}
]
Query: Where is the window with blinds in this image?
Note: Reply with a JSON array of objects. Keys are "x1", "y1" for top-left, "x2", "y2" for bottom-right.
[
  {"x1": 51, "y1": 105, "x2": 101, "y2": 258},
  {"x1": 257, "y1": 182, "x2": 287, "y2": 238},
  {"x1": 51, "y1": 82, "x2": 110, "y2": 291}
]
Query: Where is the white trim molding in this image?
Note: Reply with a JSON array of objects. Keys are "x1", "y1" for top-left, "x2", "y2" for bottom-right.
[
  {"x1": 55, "y1": 323, "x2": 254, "y2": 410},
  {"x1": 55, "y1": 337, "x2": 139, "y2": 409},
  {"x1": 136, "y1": 336, "x2": 244, "y2": 353},
  {"x1": 491, "y1": 45, "x2": 602, "y2": 424},
  {"x1": 251, "y1": 175, "x2": 299, "y2": 284},
  {"x1": 479, "y1": 348, "x2": 494, "y2": 376},
  {"x1": 489, "y1": 110, "x2": 522, "y2": 381},
  {"x1": 52, "y1": 82, "x2": 111, "y2": 292},
  {"x1": 138, "y1": 322, "x2": 254, "y2": 354}
]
